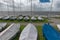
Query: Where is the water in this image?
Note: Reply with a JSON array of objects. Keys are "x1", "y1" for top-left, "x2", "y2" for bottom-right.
[{"x1": 0, "y1": 11, "x2": 60, "y2": 16}]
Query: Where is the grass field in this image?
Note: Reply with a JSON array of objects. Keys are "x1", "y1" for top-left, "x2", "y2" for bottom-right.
[{"x1": 0, "y1": 18, "x2": 48, "y2": 23}]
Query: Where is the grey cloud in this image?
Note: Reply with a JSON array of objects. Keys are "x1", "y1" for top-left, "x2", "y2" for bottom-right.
[
  {"x1": 0, "y1": 0, "x2": 60, "y2": 11},
  {"x1": 56, "y1": 2, "x2": 60, "y2": 8}
]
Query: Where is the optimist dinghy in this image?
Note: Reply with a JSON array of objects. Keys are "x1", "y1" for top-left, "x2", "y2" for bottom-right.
[
  {"x1": 19, "y1": 23, "x2": 38, "y2": 40},
  {"x1": 43, "y1": 23, "x2": 60, "y2": 40}
]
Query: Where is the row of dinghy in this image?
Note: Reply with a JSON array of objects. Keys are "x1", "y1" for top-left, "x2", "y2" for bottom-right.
[
  {"x1": 0, "y1": 23, "x2": 60, "y2": 40},
  {"x1": 19, "y1": 23, "x2": 60, "y2": 40},
  {"x1": 0, "y1": 16, "x2": 44, "y2": 21}
]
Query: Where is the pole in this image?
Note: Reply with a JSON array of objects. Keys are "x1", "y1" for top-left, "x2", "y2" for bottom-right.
[
  {"x1": 30, "y1": 0, "x2": 32, "y2": 23},
  {"x1": 31, "y1": 0, "x2": 32, "y2": 17},
  {"x1": 7, "y1": 0, "x2": 9, "y2": 16},
  {"x1": 50, "y1": 0, "x2": 53, "y2": 17},
  {"x1": 48, "y1": 0, "x2": 53, "y2": 23},
  {"x1": 13, "y1": 0, "x2": 15, "y2": 16},
  {"x1": 20, "y1": 0, "x2": 22, "y2": 15},
  {"x1": 0, "y1": 2, "x2": 2, "y2": 16}
]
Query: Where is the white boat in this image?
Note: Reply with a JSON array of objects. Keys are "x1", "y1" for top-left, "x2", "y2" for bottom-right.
[
  {"x1": 24, "y1": 16, "x2": 30, "y2": 20},
  {"x1": 2, "y1": 16, "x2": 10, "y2": 20},
  {"x1": 57, "y1": 24, "x2": 60, "y2": 30},
  {"x1": 0, "y1": 27, "x2": 2, "y2": 31},
  {"x1": 0, "y1": 16, "x2": 3, "y2": 19},
  {"x1": 9, "y1": 16, "x2": 17, "y2": 20},
  {"x1": 17, "y1": 16, "x2": 23, "y2": 20},
  {"x1": 0, "y1": 23, "x2": 20, "y2": 40},
  {"x1": 19, "y1": 23, "x2": 37, "y2": 40},
  {"x1": 38, "y1": 16, "x2": 44, "y2": 20},
  {"x1": 0, "y1": 23, "x2": 7, "y2": 31},
  {"x1": 31, "y1": 16, "x2": 37, "y2": 20},
  {"x1": 0, "y1": 23, "x2": 7, "y2": 28}
]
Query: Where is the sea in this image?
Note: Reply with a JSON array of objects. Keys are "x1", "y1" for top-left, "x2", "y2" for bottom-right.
[{"x1": 0, "y1": 11, "x2": 60, "y2": 16}]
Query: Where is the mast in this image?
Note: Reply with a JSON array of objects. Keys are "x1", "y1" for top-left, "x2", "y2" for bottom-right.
[
  {"x1": 13, "y1": 0, "x2": 15, "y2": 16},
  {"x1": 48, "y1": 0, "x2": 53, "y2": 23},
  {"x1": 20, "y1": 0, "x2": 22, "y2": 15},
  {"x1": 31, "y1": 0, "x2": 32, "y2": 17}
]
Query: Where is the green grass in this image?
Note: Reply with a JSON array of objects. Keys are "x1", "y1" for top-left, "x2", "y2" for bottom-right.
[
  {"x1": 0, "y1": 18, "x2": 48, "y2": 23},
  {"x1": 36, "y1": 25, "x2": 45, "y2": 40}
]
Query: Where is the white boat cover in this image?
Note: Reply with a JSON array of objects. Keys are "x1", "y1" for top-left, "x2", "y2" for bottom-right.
[
  {"x1": 0, "y1": 23, "x2": 20, "y2": 40},
  {"x1": 19, "y1": 23, "x2": 37, "y2": 40},
  {"x1": 18, "y1": 16, "x2": 23, "y2": 20},
  {"x1": 2, "y1": 16, "x2": 10, "y2": 19},
  {"x1": 24, "y1": 16, "x2": 29, "y2": 20},
  {"x1": 0, "y1": 16, "x2": 3, "y2": 19},
  {"x1": 10, "y1": 16, "x2": 17, "y2": 19},
  {"x1": 31, "y1": 16, "x2": 37, "y2": 20},
  {"x1": 57, "y1": 24, "x2": 60, "y2": 30},
  {"x1": 0, "y1": 23, "x2": 7, "y2": 30},
  {"x1": 38, "y1": 16, "x2": 44, "y2": 20},
  {"x1": 0, "y1": 23, "x2": 7, "y2": 28}
]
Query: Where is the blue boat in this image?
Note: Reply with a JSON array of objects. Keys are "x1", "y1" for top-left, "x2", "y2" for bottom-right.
[{"x1": 43, "y1": 23, "x2": 60, "y2": 40}]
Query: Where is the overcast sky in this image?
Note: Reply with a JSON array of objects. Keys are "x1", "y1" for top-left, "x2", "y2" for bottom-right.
[{"x1": 0, "y1": 0, "x2": 60, "y2": 11}]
